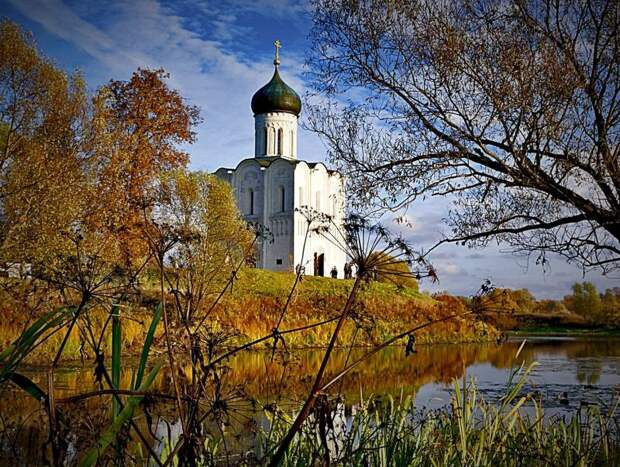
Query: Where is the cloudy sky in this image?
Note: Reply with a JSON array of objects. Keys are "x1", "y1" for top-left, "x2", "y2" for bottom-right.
[{"x1": 3, "y1": 0, "x2": 618, "y2": 298}]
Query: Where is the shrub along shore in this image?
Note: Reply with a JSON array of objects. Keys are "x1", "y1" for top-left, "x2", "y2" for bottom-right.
[{"x1": 0, "y1": 269, "x2": 500, "y2": 364}]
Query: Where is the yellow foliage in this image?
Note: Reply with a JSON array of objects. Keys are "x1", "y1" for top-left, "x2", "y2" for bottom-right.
[{"x1": 0, "y1": 20, "x2": 89, "y2": 265}]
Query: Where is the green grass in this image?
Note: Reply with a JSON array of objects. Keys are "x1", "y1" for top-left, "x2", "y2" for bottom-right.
[{"x1": 231, "y1": 268, "x2": 431, "y2": 301}]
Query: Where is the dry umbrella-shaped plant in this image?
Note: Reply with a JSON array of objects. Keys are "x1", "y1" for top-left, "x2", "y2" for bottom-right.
[{"x1": 267, "y1": 208, "x2": 438, "y2": 465}]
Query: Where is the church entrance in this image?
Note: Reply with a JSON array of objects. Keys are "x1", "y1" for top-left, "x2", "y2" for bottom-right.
[{"x1": 313, "y1": 252, "x2": 325, "y2": 276}]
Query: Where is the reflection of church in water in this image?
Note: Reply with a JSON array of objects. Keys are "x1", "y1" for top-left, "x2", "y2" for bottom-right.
[{"x1": 216, "y1": 42, "x2": 346, "y2": 276}]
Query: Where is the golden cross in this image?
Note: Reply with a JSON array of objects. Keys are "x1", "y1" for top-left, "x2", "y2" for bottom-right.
[{"x1": 274, "y1": 39, "x2": 281, "y2": 66}]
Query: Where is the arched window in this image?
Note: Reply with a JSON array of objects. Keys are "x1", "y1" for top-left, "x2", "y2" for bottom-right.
[
  {"x1": 269, "y1": 127, "x2": 276, "y2": 154},
  {"x1": 290, "y1": 130, "x2": 294, "y2": 156},
  {"x1": 277, "y1": 128, "x2": 284, "y2": 156},
  {"x1": 279, "y1": 185, "x2": 286, "y2": 212},
  {"x1": 263, "y1": 128, "x2": 268, "y2": 155},
  {"x1": 315, "y1": 191, "x2": 321, "y2": 211},
  {"x1": 249, "y1": 188, "x2": 255, "y2": 215},
  {"x1": 298, "y1": 187, "x2": 303, "y2": 206}
]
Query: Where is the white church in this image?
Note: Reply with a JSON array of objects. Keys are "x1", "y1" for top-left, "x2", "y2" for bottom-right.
[{"x1": 215, "y1": 42, "x2": 346, "y2": 277}]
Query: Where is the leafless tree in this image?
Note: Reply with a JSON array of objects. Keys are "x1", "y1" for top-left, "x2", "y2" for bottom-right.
[{"x1": 306, "y1": 0, "x2": 620, "y2": 273}]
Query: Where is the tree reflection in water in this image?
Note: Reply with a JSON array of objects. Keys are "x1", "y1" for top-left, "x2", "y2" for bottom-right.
[{"x1": 2, "y1": 336, "x2": 619, "y2": 463}]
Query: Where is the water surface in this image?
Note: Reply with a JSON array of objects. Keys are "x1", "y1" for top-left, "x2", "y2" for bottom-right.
[{"x1": 2, "y1": 335, "x2": 620, "y2": 464}]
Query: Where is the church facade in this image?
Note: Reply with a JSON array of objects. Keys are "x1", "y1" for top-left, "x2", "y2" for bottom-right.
[{"x1": 215, "y1": 43, "x2": 346, "y2": 277}]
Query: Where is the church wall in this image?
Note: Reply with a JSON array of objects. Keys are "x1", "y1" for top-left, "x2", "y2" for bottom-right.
[
  {"x1": 262, "y1": 159, "x2": 295, "y2": 271},
  {"x1": 328, "y1": 172, "x2": 347, "y2": 277},
  {"x1": 232, "y1": 160, "x2": 264, "y2": 220},
  {"x1": 293, "y1": 163, "x2": 312, "y2": 273},
  {"x1": 218, "y1": 159, "x2": 346, "y2": 277},
  {"x1": 293, "y1": 163, "x2": 347, "y2": 278},
  {"x1": 214, "y1": 168, "x2": 233, "y2": 184},
  {"x1": 230, "y1": 160, "x2": 265, "y2": 267}
]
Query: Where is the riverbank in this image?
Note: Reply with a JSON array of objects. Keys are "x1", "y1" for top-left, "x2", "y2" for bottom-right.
[
  {"x1": 210, "y1": 269, "x2": 500, "y2": 348},
  {"x1": 510, "y1": 326, "x2": 620, "y2": 336},
  {"x1": 484, "y1": 308, "x2": 620, "y2": 336},
  {"x1": 0, "y1": 269, "x2": 500, "y2": 363}
]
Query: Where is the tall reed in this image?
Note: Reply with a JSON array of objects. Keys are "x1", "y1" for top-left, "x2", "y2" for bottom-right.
[{"x1": 258, "y1": 369, "x2": 620, "y2": 466}]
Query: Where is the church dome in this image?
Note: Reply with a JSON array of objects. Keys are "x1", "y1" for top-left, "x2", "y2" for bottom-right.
[{"x1": 251, "y1": 67, "x2": 301, "y2": 116}]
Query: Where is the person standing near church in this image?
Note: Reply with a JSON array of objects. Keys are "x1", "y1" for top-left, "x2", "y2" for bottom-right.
[{"x1": 343, "y1": 262, "x2": 350, "y2": 279}]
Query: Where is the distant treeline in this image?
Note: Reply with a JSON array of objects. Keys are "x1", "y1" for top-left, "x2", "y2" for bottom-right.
[{"x1": 460, "y1": 283, "x2": 620, "y2": 330}]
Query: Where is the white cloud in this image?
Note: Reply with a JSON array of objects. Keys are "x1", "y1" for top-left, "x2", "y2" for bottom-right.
[
  {"x1": 193, "y1": 0, "x2": 311, "y2": 19},
  {"x1": 8, "y1": 0, "x2": 150, "y2": 71},
  {"x1": 8, "y1": 0, "x2": 323, "y2": 171},
  {"x1": 7, "y1": 0, "x2": 618, "y2": 299}
]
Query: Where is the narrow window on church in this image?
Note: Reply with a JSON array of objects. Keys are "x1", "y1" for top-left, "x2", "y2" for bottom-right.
[
  {"x1": 269, "y1": 127, "x2": 276, "y2": 154},
  {"x1": 277, "y1": 128, "x2": 284, "y2": 155},
  {"x1": 316, "y1": 191, "x2": 321, "y2": 211},
  {"x1": 263, "y1": 128, "x2": 268, "y2": 155},
  {"x1": 249, "y1": 188, "x2": 255, "y2": 215},
  {"x1": 298, "y1": 187, "x2": 303, "y2": 206},
  {"x1": 290, "y1": 130, "x2": 294, "y2": 155},
  {"x1": 279, "y1": 185, "x2": 286, "y2": 212}
]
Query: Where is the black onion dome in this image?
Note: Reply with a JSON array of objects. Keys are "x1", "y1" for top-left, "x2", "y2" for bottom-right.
[{"x1": 251, "y1": 67, "x2": 301, "y2": 116}]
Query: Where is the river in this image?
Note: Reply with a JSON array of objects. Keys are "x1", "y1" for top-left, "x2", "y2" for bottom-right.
[{"x1": 2, "y1": 335, "x2": 619, "y2": 464}]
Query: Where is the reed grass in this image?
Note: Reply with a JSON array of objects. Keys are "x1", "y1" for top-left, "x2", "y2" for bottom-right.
[
  {"x1": 0, "y1": 303, "x2": 162, "y2": 362},
  {"x1": 258, "y1": 368, "x2": 620, "y2": 466},
  {"x1": 111, "y1": 304, "x2": 121, "y2": 419}
]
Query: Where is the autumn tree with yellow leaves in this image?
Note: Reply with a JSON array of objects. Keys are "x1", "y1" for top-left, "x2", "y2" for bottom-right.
[
  {"x1": 0, "y1": 20, "x2": 88, "y2": 265},
  {"x1": 155, "y1": 170, "x2": 254, "y2": 323},
  {"x1": 87, "y1": 68, "x2": 201, "y2": 269},
  {"x1": 0, "y1": 20, "x2": 202, "y2": 280}
]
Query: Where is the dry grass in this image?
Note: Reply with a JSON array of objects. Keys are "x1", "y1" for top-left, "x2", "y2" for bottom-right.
[
  {"x1": 0, "y1": 303, "x2": 162, "y2": 362},
  {"x1": 0, "y1": 268, "x2": 499, "y2": 363},
  {"x1": 209, "y1": 269, "x2": 499, "y2": 348}
]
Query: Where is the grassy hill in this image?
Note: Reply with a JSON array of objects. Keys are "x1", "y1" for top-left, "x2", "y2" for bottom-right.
[
  {"x1": 209, "y1": 268, "x2": 500, "y2": 348},
  {"x1": 0, "y1": 268, "x2": 500, "y2": 363}
]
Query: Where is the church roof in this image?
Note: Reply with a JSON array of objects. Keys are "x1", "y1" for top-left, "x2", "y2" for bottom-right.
[
  {"x1": 230, "y1": 156, "x2": 341, "y2": 176},
  {"x1": 251, "y1": 67, "x2": 302, "y2": 116}
]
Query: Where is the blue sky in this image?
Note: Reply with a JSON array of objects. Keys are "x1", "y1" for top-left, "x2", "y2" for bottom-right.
[{"x1": 3, "y1": 0, "x2": 618, "y2": 299}]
